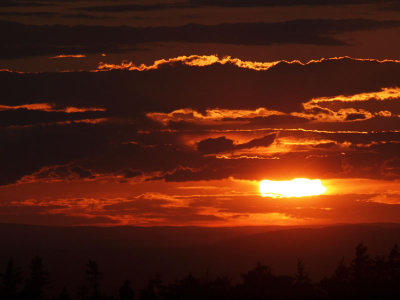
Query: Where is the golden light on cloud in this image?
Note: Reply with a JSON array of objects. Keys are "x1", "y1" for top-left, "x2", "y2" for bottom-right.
[
  {"x1": 147, "y1": 107, "x2": 284, "y2": 125},
  {"x1": 96, "y1": 56, "x2": 400, "y2": 73},
  {"x1": 260, "y1": 178, "x2": 326, "y2": 198}
]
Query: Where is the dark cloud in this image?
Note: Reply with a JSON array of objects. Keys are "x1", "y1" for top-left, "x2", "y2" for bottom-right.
[
  {"x1": 336, "y1": 142, "x2": 400, "y2": 179},
  {"x1": 197, "y1": 133, "x2": 276, "y2": 154},
  {"x1": 158, "y1": 138, "x2": 400, "y2": 182},
  {"x1": 163, "y1": 152, "x2": 344, "y2": 182},
  {"x1": 79, "y1": 0, "x2": 400, "y2": 12},
  {"x1": 0, "y1": 204, "x2": 66, "y2": 214},
  {"x1": 0, "y1": 11, "x2": 57, "y2": 17},
  {"x1": 344, "y1": 113, "x2": 368, "y2": 120},
  {"x1": 79, "y1": 2, "x2": 191, "y2": 12},
  {"x1": 0, "y1": 109, "x2": 106, "y2": 127},
  {"x1": 168, "y1": 115, "x2": 310, "y2": 131},
  {"x1": 28, "y1": 164, "x2": 95, "y2": 181},
  {"x1": 0, "y1": 11, "x2": 113, "y2": 19},
  {"x1": 316, "y1": 98, "x2": 400, "y2": 115},
  {"x1": 280, "y1": 130, "x2": 400, "y2": 146},
  {"x1": 2, "y1": 19, "x2": 400, "y2": 58},
  {"x1": 61, "y1": 13, "x2": 113, "y2": 20},
  {"x1": 0, "y1": 1, "x2": 45, "y2": 7},
  {"x1": 190, "y1": 0, "x2": 398, "y2": 8},
  {"x1": 163, "y1": 164, "x2": 233, "y2": 182},
  {"x1": 197, "y1": 137, "x2": 234, "y2": 154},
  {"x1": 3, "y1": 58, "x2": 400, "y2": 115},
  {"x1": 0, "y1": 210, "x2": 118, "y2": 226},
  {"x1": 379, "y1": 1, "x2": 400, "y2": 10},
  {"x1": 235, "y1": 133, "x2": 276, "y2": 150},
  {"x1": 1, "y1": 58, "x2": 400, "y2": 185},
  {"x1": 231, "y1": 115, "x2": 310, "y2": 128},
  {"x1": 303, "y1": 116, "x2": 400, "y2": 132},
  {"x1": 0, "y1": 122, "x2": 115, "y2": 185},
  {"x1": 103, "y1": 195, "x2": 224, "y2": 223},
  {"x1": 117, "y1": 169, "x2": 143, "y2": 179}
]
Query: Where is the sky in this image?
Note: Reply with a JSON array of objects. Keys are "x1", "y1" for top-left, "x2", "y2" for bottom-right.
[{"x1": 1, "y1": 0, "x2": 400, "y2": 226}]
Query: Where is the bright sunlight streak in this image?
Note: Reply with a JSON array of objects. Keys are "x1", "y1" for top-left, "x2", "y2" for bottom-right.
[{"x1": 260, "y1": 178, "x2": 326, "y2": 198}]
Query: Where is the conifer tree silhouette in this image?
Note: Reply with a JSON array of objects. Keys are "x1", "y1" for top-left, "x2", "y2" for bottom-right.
[
  {"x1": 388, "y1": 244, "x2": 400, "y2": 280},
  {"x1": 351, "y1": 242, "x2": 371, "y2": 281},
  {"x1": 294, "y1": 260, "x2": 317, "y2": 300},
  {"x1": 23, "y1": 256, "x2": 48, "y2": 300},
  {"x1": 1, "y1": 258, "x2": 22, "y2": 300},
  {"x1": 295, "y1": 259, "x2": 310, "y2": 285},
  {"x1": 57, "y1": 286, "x2": 71, "y2": 300},
  {"x1": 140, "y1": 276, "x2": 164, "y2": 300},
  {"x1": 7, "y1": 241, "x2": 400, "y2": 300},
  {"x1": 239, "y1": 262, "x2": 274, "y2": 300},
  {"x1": 242, "y1": 262, "x2": 272, "y2": 289},
  {"x1": 333, "y1": 257, "x2": 349, "y2": 282},
  {"x1": 119, "y1": 280, "x2": 135, "y2": 300},
  {"x1": 76, "y1": 283, "x2": 89, "y2": 300},
  {"x1": 320, "y1": 256, "x2": 349, "y2": 300},
  {"x1": 86, "y1": 260, "x2": 102, "y2": 300},
  {"x1": 207, "y1": 276, "x2": 231, "y2": 300}
]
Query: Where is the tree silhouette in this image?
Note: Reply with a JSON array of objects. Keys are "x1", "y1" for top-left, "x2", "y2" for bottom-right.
[
  {"x1": 207, "y1": 276, "x2": 231, "y2": 300},
  {"x1": 23, "y1": 256, "x2": 48, "y2": 300},
  {"x1": 238, "y1": 262, "x2": 294, "y2": 300},
  {"x1": 294, "y1": 260, "x2": 318, "y2": 299},
  {"x1": 140, "y1": 276, "x2": 165, "y2": 300},
  {"x1": 295, "y1": 259, "x2": 310, "y2": 286},
  {"x1": 119, "y1": 280, "x2": 135, "y2": 300},
  {"x1": 321, "y1": 243, "x2": 397, "y2": 300},
  {"x1": 76, "y1": 284, "x2": 89, "y2": 300},
  {"x1": 351, "y1": 242, "x2": 371, "y2": 281},
  {"x1": 388, "y1": 244, "x2": 400, "y2": 280},
  {"x1": 241, "y1": 262, "x2": 272, "y2": 290},
  {"x1": 167, "y1": 273, "x2": 203, "y2": 300},
  {"x1": 4, "y1": 242, "x2": 400, "y2": 300},
  {"x1": 57, "y1": 286, "x2": 71, "y2": 300},
  {"x1": 320, "y1": 257, "x2": 350, "y2": 300},
  {"x1": 86, "y1": 260, "x2": 102, "y2": 300},
  {"x1": 1, "y1": 258, "x2": 22, "y2": 300},
  {"x1": 333, "y1": 257, "x2": 349, "y2": 283}
]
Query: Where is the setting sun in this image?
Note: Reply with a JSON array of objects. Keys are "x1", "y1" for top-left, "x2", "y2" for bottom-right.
[{"x1": 260, "y1": 178, "x2": 326, "y2": 198}]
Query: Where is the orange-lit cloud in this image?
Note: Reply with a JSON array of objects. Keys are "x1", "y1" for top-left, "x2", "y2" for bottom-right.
[
  {"x1": 304, "y1": 87, "x2": 400, "y2": 105},
  {"x1": 0, "y1": 103, "x2": 106, "y2": 113},
  {"x1": 0, "y1": 68, "x2": 24, "y2": 74},
  {"x1": 293, "y1": 87, "x2": 400, "y2": 122},
  {"x1": 293, "y1": 108, "x2": 375, "y2": 122},
  {"x1": 2, "y1": 55, "x2": 400, "y2": 74},
  {"x1": 147, "y1": 107, "x2": 284, "y2": 125},
  {"x1": 97, "y1": 55, "x2": 280, "y2": 71},
  {"x1": 50, "y1": 54, "x2": 87, "y2": 59},
  {"x1": 96, "y1": 55, "x2": 400, "y2": 72}
]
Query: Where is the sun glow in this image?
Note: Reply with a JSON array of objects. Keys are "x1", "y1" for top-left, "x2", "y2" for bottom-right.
[{"x1": 260, "y1": 178, "x2": 326, "y2": 198}]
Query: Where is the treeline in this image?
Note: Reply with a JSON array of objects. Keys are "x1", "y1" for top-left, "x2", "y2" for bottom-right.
[{"x1": 1, "y1": 243, "x2": 400, "y2": 300}]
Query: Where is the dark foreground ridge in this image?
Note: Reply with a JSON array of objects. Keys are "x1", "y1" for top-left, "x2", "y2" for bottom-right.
[{"x1": 2, "y1": 223, "x2": 400, "y2": 299}]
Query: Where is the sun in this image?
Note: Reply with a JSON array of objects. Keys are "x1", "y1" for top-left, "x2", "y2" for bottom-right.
[{"x1": 260, "y1": 178, "x2": 326, "y2": 198}]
